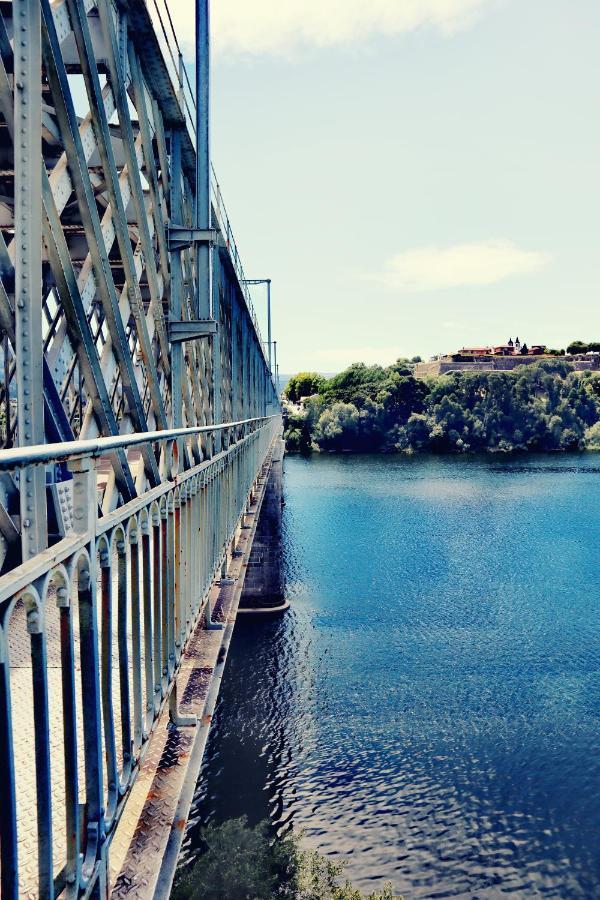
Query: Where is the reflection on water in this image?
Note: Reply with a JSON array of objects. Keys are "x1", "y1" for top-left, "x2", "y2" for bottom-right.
[{"x1": 178, "y1": 453, "x2": 600, "y2": 898}]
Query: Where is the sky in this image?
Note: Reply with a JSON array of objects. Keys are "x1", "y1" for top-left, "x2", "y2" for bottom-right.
[{"x1": 170, "y1": 0, "x2": 600, "y2": 373}]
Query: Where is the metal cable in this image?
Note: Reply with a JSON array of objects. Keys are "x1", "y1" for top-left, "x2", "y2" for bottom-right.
[
  {"x1": 150, "y1": 0, "x2": 179, "y2": 74},
  {"x1": 161, "y1": 0, "x2": 197, "y2": 106},
  {"x1": 149, "y1": 0, "x2": 266, "y2": 347}
]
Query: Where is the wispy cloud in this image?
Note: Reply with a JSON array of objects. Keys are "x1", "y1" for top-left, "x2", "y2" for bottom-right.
[
  {"x1": 169, "y1": 0, "x2": 498, "y2": 57},
  {"x1": 376, "y1": 240, "x2": 550, "y2": 292}
]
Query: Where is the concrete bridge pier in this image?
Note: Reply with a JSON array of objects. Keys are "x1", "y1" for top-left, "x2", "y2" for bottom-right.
[{"x1": 239, "y1": 438, "x2": 287, "y2": 613}]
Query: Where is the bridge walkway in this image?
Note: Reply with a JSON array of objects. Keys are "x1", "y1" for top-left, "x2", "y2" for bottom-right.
[
  {"x1": 8, "y1": 459, "x2": 271, "y2": 898},
  {"x1": 108, "y1": 454, "x2": 273, "y2": 899},
  {"x1": 0, "y1": 0, "x2": 282, "y2": 894}
]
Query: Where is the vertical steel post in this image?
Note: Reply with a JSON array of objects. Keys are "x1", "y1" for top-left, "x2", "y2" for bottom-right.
[
  {"x1": 267, "y1": 279, "x2": 272, "y2": 373},
  {"x1": 212, "y1": 249, "x2": 222, "y2": 454},
  {"x1": 14, "y1": 0, "x2": 47, "y2": 559},
  {"x1": 195, "y1": 0, "x2": 210, "y2": 320},
  {"x1": 68, "y1": 457, "x2": 104, "y2": 886},
  {"x1": 230, "y1": 294, "x2": 238, "y2": 426},
  {"x1": 273, "y1": 341, "x2": 278, "y2": 397},
  {"x1": 28, "y1": 602, "x2": 53, "y2": 898},
  {"x1": 170, "y1": 129, "x2": 185, "y2": 438},
  {"x1": 196, "y1": 0, "x2": 221, "y2": 458},
  {"x1": 0, "y1": 624, "x2": 18, "y2": 899}
]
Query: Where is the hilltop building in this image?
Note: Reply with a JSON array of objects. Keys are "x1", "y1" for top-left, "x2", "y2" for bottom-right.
[
  {"x1": 455, "y1": 337, "x2": 545, "y2": 358},
  {"x1": 414, "y1": 338, "x2": 600, "y2": 377}
]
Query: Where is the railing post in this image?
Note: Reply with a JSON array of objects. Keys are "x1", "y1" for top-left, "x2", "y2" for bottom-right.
[
  {"x1": 0, "y1": 620, "x2": 18, "y2": 899},
  {"x1": 152, "y1": 505, "x2": 165, "y2": 705},
  {"x1": 98, "y1": 542, "x2": 118, "y2": 828},
  {"x1": 168, "y1": 485, "x2": 197, "y2": 726},
  {"x1": 140, "y1": 515, "x2": 154, "y2": 733},
  {"x1": 67, "y1": 457, "x2": 105, "y2": 887},
  {"x1": 173, "y1": 489, "x2": 182, "y2": 661},
  {"x1": 56, "y1": 581, "x2": 81, "y2": 893},
  {"x1": 129, "y1": 521, "x2": 143, "y2": 754},
  {"x1": 26, "y1": 587, "x2": 53, "y2": 900},
  {"x1": 162, "y1": 496, "x2": 174, "y2": 683},
  {"x1": 115, "y1": 530, "x2": 132, "y2": 785},
  {"x1": 68, "y1": 457, "x2": 97, "y2": 538}
]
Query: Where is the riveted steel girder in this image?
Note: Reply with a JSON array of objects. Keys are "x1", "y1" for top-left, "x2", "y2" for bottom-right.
[{"x1": 0, "y1": 0, "x2": 279, "y2": 564}]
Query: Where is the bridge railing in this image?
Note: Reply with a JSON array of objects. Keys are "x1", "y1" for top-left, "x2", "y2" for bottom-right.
[{"x1": 0, "y1": 416, "x2": 280, "y2": 898}]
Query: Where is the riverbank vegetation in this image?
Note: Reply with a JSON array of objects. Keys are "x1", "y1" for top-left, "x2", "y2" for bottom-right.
[
  {"x1": 173, "y1": 817, "x2": 398, "y2": 900},
  {"x1": 283, "y1": 361, "x2": 600, "y2": 454}
]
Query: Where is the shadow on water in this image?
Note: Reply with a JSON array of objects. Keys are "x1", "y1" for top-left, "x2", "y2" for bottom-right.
[
  {"x1": 178, "y1": 489, "x2": 317, "y2": 869},
  {"x1": 178, "y1": 588, "x2": 314, "y2": 865}
]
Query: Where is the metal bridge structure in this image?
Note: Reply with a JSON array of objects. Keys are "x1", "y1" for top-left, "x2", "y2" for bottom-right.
[{"x1": 0, "y1": 0, "x2": 281, "y2": 896}]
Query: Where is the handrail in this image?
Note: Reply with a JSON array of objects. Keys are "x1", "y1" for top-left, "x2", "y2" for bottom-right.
[
  {"x1": 0, "y1": 415, "x2": 281, "y2": 897},
  {"x1": 0, "y1": 416, "x2": 279, "y2": 469}
]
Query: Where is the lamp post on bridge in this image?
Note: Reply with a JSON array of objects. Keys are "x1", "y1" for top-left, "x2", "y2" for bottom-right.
[
  {"x1": 195, "y1": 0, "x2": 210, "y2": 321},
  {"x1": 242, "y1": 278, "x2": 272, "y2": 374}
]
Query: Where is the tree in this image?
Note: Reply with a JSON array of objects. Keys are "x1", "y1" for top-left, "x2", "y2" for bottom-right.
[
  {"x1": 376, "y1": 373, "x2": 429, "y2": 428},
  {"x1": 585, "y1": 421, "x2": 600, "y2": 449},
  {"x1": 172, "y1": 818, "x2": 399, "y2": 900},
  {"x1": 282, "y1": 358, "x2": 600, "y2": 455},
  {"x1": 397, "y1": 413, "x2": 430, "y2": 451},
  {"x1": 314, "y1": 402, "x2": 360, "y2": 450},
  {"x1": 295, "y1": 849, "x2": 397, "y2": 899},
  {"x1": 172, "y1": 818, "x2": 279, "y2": 900},
  {"x1": 284, "y1": 411, "x2": 313, "y2": 454},
  {"x1": 321, "y1": 364, "x2": 389, "y2": 406},
  {"x1": 567, "y1": 341, "x2": 589, "y2": 355},
  {"x1": 285, "y1": 372, "x2": 326, "y2": 404}
]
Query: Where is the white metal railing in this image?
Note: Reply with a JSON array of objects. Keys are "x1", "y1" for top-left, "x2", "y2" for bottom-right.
[{"x1": 0, "y1": 416, "x2": 280, "y2": 897}]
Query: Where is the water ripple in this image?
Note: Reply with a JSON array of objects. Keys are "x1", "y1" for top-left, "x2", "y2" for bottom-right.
[{"x1": 179, "y1": 453, "x2": 600, "y2": 898}]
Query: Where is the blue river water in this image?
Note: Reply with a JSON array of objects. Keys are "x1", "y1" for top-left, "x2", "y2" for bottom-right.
[{"x1": 179, "y1": 453, "x2": 600, "y2": 898}]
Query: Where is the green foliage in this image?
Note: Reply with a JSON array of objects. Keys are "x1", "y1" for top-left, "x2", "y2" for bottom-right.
[
  {"x1": 566, "y1": 341, "x2": 600, "y2": 354},
  {"x1": 284, "y1": 410, "x2": 314, "y2": 454},
  {"x1": 173, "y1": 818, "x2": 280, "y2": 900},
  {"x1": 295, "y1": 849, "x2": 397, "y2": 899},
  {"x1": 172, "y1": 817, "x2": 399, "y2": 900},
  {"x1": 584, "y1": 421, "x2": 600, "y2": 449},
  {"x1": 314, "y1": 402, "x2": 360, "y2": 451},
  {"x1": 285, "y1": 372, "x2": 327, "y2": 403},
  {"x1": 320, "y1": 363, "x2": 391, "y2": 406},
  {"x1": 283, "y1": 359, "x2": 600, "y2": 455}
]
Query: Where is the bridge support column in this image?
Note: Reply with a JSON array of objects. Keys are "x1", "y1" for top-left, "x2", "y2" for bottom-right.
[
  {"x1": 15, "y1": 0, "x2": 47, "y2": 559},
  {"x1": 239, "y1": 438, "x2": 286, "y2": 613}
]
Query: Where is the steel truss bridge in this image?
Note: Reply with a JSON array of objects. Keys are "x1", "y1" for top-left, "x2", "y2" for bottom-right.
[{"x1": 0, "y1": 0, "x2": 281, "y2": 896}]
